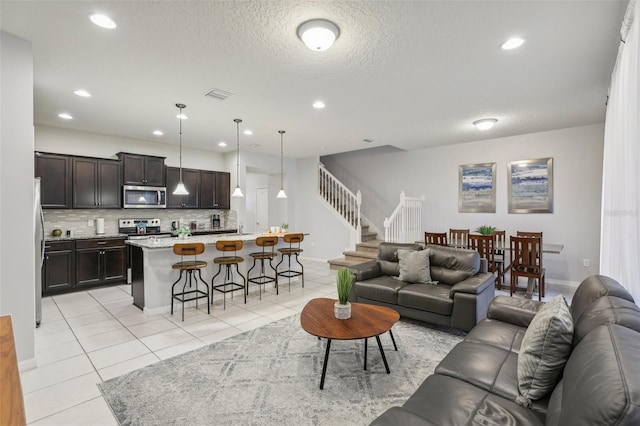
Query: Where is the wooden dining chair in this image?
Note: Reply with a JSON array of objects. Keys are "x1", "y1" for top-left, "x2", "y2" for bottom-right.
[
  {"x1": 510, "y1": 235, "x2": 545, "y2": 301},
  {"x1": 424, "y1": 232, "x2": 448, "y2": 246},
  {"x1": 449, "y1": 228, "x2": 469, "y2": 248},
  {"x1": 493, "y1": 230, "x2": 506, "y2": 288},
  {"x1": 469, "y1": 234, "x2": 502, "y2": 287}
]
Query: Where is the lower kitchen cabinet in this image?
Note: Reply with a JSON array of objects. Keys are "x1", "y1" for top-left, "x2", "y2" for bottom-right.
[
  {"x1": 75, "y1": 238, "x2": 127, "y2": 287},
  {"x1": 43, "y1": 241, "x2": 75, "y2": 294}
]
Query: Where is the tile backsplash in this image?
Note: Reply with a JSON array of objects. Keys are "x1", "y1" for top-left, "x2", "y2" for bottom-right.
[{"x1": 43, "y1": 209, "x2": 237, "y2": 237}]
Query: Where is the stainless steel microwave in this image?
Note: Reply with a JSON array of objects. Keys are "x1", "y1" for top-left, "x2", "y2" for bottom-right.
[{"x1": 123, "y1": 185, "x2": 166, "y2": 208}]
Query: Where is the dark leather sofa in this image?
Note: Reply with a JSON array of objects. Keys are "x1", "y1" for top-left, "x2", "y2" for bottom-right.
[
  {"x1": 348, "y1": 243, "x2": 495, "y2": 332},
  {"x1": 370, "y1": 275, "x2": 640, "y2": 425}
]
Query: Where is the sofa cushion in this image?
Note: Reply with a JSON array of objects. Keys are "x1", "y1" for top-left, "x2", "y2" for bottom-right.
[
  {"x1": 400, "y1": 374, "x2": 545, "y2": 426},
  {"x1": 573, "y1": 295, "x2": 640, "y2": 347},
  {"x1": 377, "y1": 242, "x2": 423, "y2": 277},
  {"x1": 464, "y1": 318, "x2": 526, "y2": 353},
  {"x1": 517, "y1": 295, "x2": 573, "y2": 407},
  {"x1": 570, "y1": 275, "x2": 634, "y2": 322},
  {"x1": 426, "y1": 244, "x2": 480, "y2": 285},
  {"x1": 557, "y1": 325, "x2": 640, "y2": 425},
  {"x1": 354, "y1": 276, "x2": 407, "y2": 304},
  {"x1": 397, "y1": 248, "x2": 432, "y2": 284},
  {"x1": 397, "y1": 284, "x2": 453, "y2": 315}
]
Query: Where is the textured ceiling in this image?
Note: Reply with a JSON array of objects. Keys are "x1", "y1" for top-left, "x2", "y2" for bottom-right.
[{"x1": 1, "y1": 1, "x2": 628, "y2": 158}]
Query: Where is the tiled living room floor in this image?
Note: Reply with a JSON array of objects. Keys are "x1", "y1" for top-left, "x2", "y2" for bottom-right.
[{"x1": 22, "y1": 259, "x2": 574, "y2": 425}]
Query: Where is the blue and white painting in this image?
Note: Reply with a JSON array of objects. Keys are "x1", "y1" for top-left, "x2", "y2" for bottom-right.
[
  {"x1": 459, "y1": 163, "x2": 496, "y2": 213},
  {"x1": 509, "y1": 158, "x2": 553, "y2": 213}
]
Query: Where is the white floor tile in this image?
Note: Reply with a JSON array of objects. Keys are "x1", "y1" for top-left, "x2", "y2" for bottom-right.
[
  {"x1": 29, "y1": 396, "x2": 117, "y2": 426},
  {"x1": 97, "y1": 353, "x2": 160, "y2": 381},
  {"x1": 155, "y1": 338, "x2": 206, "y2": 360},
  {"x1": 127, "y1": 317, "x2": 177, "y2": 338},
  {"x1": 65, "y1": 310, "x2": 115, "y2": 328},
  {"x1": 87, "y1": 339, "x2": 152, "y2": 370},
  {"x1": 235, "y1": 316, "x2": 276, "y2": 332},
  {"x1": 139, "y1": 327, "x2": 194, "y2": 351},
  {"x1": 78, "y1": 328, "x2": 136, "y2": 352},
  {"x1": 35, "y1": 340, "x2": 85, "y2": 367},
  {"x1": 180, "y1": 318, "x2": 230, "y2": 338},
  {"x1": 35, "y1": 328, "x2": 77, "y2": 350},
  {"x1": 70, "y1": 318, "x2": 125, "y2": 339},
  {"x1": 22, "y1": 354, "x2": 95, "y2": 394}
]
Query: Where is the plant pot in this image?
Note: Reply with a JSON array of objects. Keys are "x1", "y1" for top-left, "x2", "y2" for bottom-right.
[
  {"x1": 334, "y1": 301, "x2": 351, "y2": 320},
  {"x1": 178, "y1": 234, "x2": 188, "y2": 240}
]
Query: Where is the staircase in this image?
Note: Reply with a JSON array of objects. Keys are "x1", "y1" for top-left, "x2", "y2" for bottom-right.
[{"x1": 328, "y1": 224, "x2": 383, "y2": 270}]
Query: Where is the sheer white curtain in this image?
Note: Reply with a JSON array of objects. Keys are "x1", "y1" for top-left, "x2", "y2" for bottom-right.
[{"x1": 600, "y1": 0, "x2": 640, "y2": 303}]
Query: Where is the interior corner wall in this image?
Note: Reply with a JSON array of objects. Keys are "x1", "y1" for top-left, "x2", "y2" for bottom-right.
[
  {"x1": 0, "y1": 31, "x2": 36, "y2": 365},
  {"x1": 322, "y1": 124, "x2": 605, "y2": 284},
  {"x1": 294, "y1": 156, "x2": 351, "y2": 260}
]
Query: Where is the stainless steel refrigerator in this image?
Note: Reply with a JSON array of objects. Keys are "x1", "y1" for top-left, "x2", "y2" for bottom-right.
[{"x1": 35, "y1": 178, "x2": 44, "y2": 327}]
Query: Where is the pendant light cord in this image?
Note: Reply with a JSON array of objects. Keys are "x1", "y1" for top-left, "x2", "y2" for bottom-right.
[
  {"x1": 234, "y1": 119, "x2": 242, "y2": 188},
  {"x1": 279, "y1": 130, "x2": 285, "y2": 189}
]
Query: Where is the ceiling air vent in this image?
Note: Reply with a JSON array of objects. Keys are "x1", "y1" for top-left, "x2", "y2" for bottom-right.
[{"x1": 204, "y1": 87, "x2": 233, "y2": 101}]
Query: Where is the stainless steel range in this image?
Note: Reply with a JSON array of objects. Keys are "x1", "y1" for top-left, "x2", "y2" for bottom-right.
[{"x1": 118, "y1": 218, "x2": 172, "y2": 240}]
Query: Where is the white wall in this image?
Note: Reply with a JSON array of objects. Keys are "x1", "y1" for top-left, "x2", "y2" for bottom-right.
[
  {"x1": 0, "y1": 32, "x2": 36, "y2": 365},
  {"x1": 321, "y1": 124, "x2": 605, "y2": 284},
  {"x1": 35, "y1": 125, "x2": 225, "y2": 172}
]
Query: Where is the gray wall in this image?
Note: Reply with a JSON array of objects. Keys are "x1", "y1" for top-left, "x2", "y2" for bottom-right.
[
  {"x1": 0, "y1": 32, "x2": 36, "y2": 365},
  {"x1": 321, "y1": 124, "x2": 605, "y2": 285}
]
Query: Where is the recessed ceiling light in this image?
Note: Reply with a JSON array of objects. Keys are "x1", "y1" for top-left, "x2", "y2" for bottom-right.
[
  {"x1": 473, "y1": 118, "x2": 498, "y2": 130},
  {"x1": 58, "y1": 113, "x2": 73, "y2": 120},
  {"x1": 176, "y1": 113, "x2": 188, "y2": 120},
  {"x1": 74, "y1": 89, "x2": 91, "y2": 97},
  {"x1": 243, "y1": 130, "x2": 253, "y2": 135},
  {"x1": 501, "y1": 37, "x2": 525, "y2": 50},
  {"x1": 297, "y1": 19, "x2": 340, "y2": 51},
  {"x1": 218, "y1": 141, "x2": 227, "y2": 147},
  {"x1": 153, "y1": 130, "x2": 164, "y2": 136},
  {"x1": 313, "y1": 101, "x2": 326, "y2": 109},
  {"x1": 89, "y1": 14, "x2": 117, "y2": 29}
]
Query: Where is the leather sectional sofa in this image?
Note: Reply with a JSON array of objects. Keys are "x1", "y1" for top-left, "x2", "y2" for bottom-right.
[
  {"x1": 370, "y1": 275, "x2": 640, "y2": 425},
  {"x1": 348, "y1": 243, "x2": 495, "y2": 332}
]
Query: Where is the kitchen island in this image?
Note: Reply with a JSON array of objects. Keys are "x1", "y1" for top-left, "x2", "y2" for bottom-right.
[{"x1": 128, "y1": 233, "x2": 296, "y2": 315}]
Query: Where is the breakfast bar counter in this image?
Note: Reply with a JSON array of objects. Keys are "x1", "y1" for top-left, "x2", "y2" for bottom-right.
[{"x1": 128, "y1": 233, "x2": 294, "y2": 315}]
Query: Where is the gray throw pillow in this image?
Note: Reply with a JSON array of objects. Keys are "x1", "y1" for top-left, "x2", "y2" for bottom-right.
[
  {"x1": 517, "y1": 295, "x2": 574, "y2": 407},
  {"x1": 397, "y1": 249, "x2": 432, "y2": 284}
]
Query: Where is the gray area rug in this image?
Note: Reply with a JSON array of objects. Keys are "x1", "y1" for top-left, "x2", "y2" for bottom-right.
[{"x1": 99, "y1": 314, "x2": 464, "y2": 426}]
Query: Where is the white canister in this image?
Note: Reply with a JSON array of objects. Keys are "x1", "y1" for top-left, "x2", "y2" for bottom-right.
[{"x1": 96, "y1": 218, "x2": 105, "y2": 234}]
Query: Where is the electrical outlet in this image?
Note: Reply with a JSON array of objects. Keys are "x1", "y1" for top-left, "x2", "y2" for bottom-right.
[
  {"x1": 88, "y1": 219, "x2": 94, "y2": 226},
  {"x1": 583, "y1": 259, "x2": 590, "y2": 267}
]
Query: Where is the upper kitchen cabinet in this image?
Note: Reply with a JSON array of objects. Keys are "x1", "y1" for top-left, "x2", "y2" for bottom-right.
[
  {"x1": 166, "y1": 166, "x2": 200, "y2": 208},
  {"x1": 35, "y1": 152, "x2": 72, "y2": 208},
  {"x1": 214, "y1": 171, "x2": 230, "y2": 209},
  {"x1": 72, "y1": 157, "x2": 122, "y2": 208},
  {"x1": 118, "y1": 153, "x2": 165, "y2": 186}
]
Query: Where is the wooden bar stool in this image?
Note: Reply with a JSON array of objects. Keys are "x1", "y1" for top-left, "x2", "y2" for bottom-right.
[
  {"x1": 171, "y1": 242, "x2": 210, "y2": 321},
  {"x1": 211, "y1": 240, "x2": 246, "y2": 309},
  {"x1": 247, "y1": 236, "x2": 279, "y2": 299},
  {"x1": 276, "y1": 233, "x2": 304, "y2": 291}
]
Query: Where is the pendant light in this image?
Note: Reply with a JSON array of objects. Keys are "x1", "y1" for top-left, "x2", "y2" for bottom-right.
[
  {"x1": 173, "y1": 103, "x2": 189, "y2": 195},
  {"x1": 277, "y1": 130, "x2": 287, "y2": 198},
  {"x1": 232, "y1": 118, "x2": 244, "y2": 198}
]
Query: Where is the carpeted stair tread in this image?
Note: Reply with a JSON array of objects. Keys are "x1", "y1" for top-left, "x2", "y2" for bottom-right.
[{"x1": 327, "y1": 258, "x2": 368, "y2": 270}]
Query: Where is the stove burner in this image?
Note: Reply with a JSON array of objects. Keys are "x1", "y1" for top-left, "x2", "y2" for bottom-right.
[{"x1": 118, "y1": 218, "x2": 163, "y2": 235}]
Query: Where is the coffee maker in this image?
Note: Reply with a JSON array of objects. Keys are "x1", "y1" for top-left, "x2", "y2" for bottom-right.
[{"x1": 212, "y1": 214, "x2": 221, "y2": 229}]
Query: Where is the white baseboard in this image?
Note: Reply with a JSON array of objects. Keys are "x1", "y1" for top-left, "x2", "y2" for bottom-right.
[
  {"x1": 546, "y1": 279, "x2": 580, "y2": 291},
  {"x1": 19, "y1": 357, "x2": 37, "y2": 372}
]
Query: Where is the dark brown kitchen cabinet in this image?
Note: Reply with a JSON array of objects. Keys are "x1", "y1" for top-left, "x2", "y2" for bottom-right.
[
  {"x1": 72, "y1": 158, "x2": 122, "y2": 208},
  {"x1": 42, "y1": 241, "x2": 75, "y2": 295},
  {"x1": 118, "y1": 153, "x2": 165, "y2": 186},
  {"x1": 35, "y1": 152, "x2": 72, "y2": 208},
  {"x1": 214, "y1": 172, "x2": 230, "y2": 209},
  {"x1": 166, "y1": 167, "x2": 200, "y2": 208},
  {"x1": 75, "y1": 238, "x2": 127, "y2": 287}
]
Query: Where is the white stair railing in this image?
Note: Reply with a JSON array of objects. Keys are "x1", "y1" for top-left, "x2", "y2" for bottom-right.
[
  {"x1": 384, "y1": 191, "x2": 425, "y2": 243},
  {"x1": 318, "y1": 163, "x2": 362, "y2": 244}
]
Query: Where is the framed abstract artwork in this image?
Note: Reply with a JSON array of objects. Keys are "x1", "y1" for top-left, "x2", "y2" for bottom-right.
[
  {"x1": 508, "y1": 157, "x2": 553, "y2": 213},
  {"x1": 458, "y1": 162, "x2": 496, "y2": 213}
]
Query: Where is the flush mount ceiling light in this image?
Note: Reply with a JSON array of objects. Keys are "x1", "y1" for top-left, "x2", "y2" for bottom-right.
[
  {"x1": 277, "y1": 130, "x2": 287, "y2": 199},
  {"x1": 501, "y1": 37, "x2": 525, "y2": 50},
  {"x1": 313, "y1": 101, "x2": 326, "y2": 109},
  {"x1": 173, "y1": 103, "x2": 189, "y2": 196},
  {"x1": 58, "y1": 113, "x2": 73, "y2": 120},
  {"x1": 74, "y1": 89, "x2": 91, "y2": 97},
  {"x1": 473, "y1": 118, "x2": 498, "y2": 130},
  {"x1": 89, "y1": 14, "x2": 117, "y2": 29},
  {"x1": 232, "y1": 119, "x2": 244, "y2": 198},
  {"x1": 297, "y1": 19, "x2": 340, "y2": 51}
]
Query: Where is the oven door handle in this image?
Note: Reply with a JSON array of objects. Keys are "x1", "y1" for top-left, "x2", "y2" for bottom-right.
[{"x1": 157, "y1": 190, "x2": 162, "y2": 205}]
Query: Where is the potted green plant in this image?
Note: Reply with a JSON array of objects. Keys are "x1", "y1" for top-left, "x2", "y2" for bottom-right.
[
  {"x1": 281, "y1": 223, "x2": 289, "y2": 232},
  {"x1": 334, "y1": 267, "x2": 354, "y2": 319},
  {"x1": 474, "y1": 225, "x2": 496, "y2": 236},
  {"x1": 176, "y1": 225, "x2": 191, "y2": 240}
]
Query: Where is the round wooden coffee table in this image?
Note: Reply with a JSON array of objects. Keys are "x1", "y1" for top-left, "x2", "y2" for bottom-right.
[{"x1": 300, "y1": 298, "x2": 400, "y2": 389}]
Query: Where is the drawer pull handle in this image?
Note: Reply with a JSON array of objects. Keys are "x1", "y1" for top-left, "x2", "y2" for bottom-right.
[{"x1": 97, "y1": 242, "x2": 107, "y2": 245}]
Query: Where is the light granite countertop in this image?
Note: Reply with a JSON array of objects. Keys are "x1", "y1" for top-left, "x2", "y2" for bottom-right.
[
  {"x1": 126, "y1": 233, "x2": 268, "y2": 249},
  {"x1": 45, "y1": 233, "x2": 128, "y2": 242}
]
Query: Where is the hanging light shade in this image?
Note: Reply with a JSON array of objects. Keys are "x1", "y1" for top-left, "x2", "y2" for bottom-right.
[
  {"x1": 232, "y1": 118, "x2": 244, "y2": 198},
  {"x1": 277, "y1": 130, "x2": 287, "y2": 199},
  {"x1": 173, "y1": 103, "x2": 189, "y2": 195}
]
